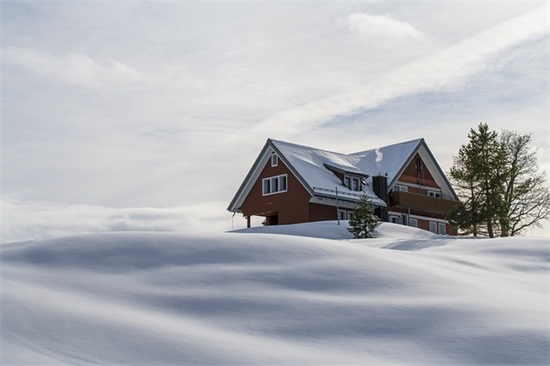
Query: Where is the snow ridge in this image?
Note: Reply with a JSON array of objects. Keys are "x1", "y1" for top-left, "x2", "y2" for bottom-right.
[{"x1": 1, "y1": 222, "x2": 548, "y2": 365}]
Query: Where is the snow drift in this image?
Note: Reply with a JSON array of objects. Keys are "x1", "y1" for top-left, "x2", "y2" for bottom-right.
[{"x1": 1, "y1": 222, "x2": 548, "y2": 364}]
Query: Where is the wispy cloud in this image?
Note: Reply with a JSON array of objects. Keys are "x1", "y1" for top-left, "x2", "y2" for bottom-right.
[
  {"x1": 4, "y1": 48, "x2": 140, "y2": 88},
  {"x1": 247, "y1": 5, "x2": 548, "y2": 139},
  {"x1": 346, "y1": 12, "x2": 425, "y2": 40}
]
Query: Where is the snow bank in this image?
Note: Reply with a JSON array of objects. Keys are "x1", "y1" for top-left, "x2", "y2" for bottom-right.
[
  {"x1": 1, "y1": 223, "x2": 548, "y2": 365},
  {"x1": 231, "y1": 219, "x2": 354, "y2": 239}
]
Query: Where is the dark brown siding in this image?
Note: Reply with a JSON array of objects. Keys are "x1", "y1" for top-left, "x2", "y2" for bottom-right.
[
  {"x1": 240, "y1": 158, "x2": 311, "y2": 225},
  {"x1": 391, "y1": 153, "x2": 459, "y2": 235},
  {"x1": 309, "y1": 203, "x2": 337, "y2": 222},
  {"x1": 389, "y1": 191, "x2": 460, "y2": 214},
  {"x1": 398, "y1": 153, "x2": 439, "y2": 188}
]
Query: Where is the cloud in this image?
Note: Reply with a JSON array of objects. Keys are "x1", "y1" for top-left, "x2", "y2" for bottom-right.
[
  {"x1": 2, "y1": 2, "x2": 548, "y2": 240},
  {"x1": 3, "y1": 47, "x2": 140, "y2": 88},
  {"x1": 1, "y1": 198, "x2": 238, "y2": 244},
  {"x1": 245, "y1": 5, "x2": 548, "y2": 139},
  {"x1": 346, "y1": 12, "x2": 424, "y2": 40}
]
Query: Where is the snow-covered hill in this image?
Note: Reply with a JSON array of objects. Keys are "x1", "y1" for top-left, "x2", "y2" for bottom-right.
[{"x1": 1, "y1": 222, "x2": 548, "y2": 365}]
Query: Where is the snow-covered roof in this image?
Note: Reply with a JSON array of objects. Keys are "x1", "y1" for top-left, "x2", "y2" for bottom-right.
[
  {"x1": 272, "y1": 138, "x2": 422, "y2": 189},
  {"x1": 228, "y1": 137, "x2": 457, "y2": 212},
  {"x1": 270, "y1": 139, "x2": 381, "y2": 203},
  {"x1": 270, "y1": 138, "x2": 425, "y2": 205}
]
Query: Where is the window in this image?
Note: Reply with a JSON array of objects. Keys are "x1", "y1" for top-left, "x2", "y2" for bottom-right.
[
  {"x1": 338, "y1": 210, "x2": 347, "y2": 221},
  {"x1": 438, "y1": 223, "x2": 446, "y2": 235},
  {"x1": 390, "y1": 215, "x2": 402, "y2": 224},
  {"x1": 262, "y1": 174, "x2": 287, "y2": 195},
  {"x1": 429, "y1": 222, "x2": 437, "y2": 234},
  {"x1": 344, "y1": 176, "x2": 361, "y2": 191},
  {"x1": 338, "y1": 210, "x2": 354, "y2": 221},
  {"x1": 394, "y1": 185, "x2": 408, "y2": 192},
  {"x1": 409, "y1": 218, "x2": 418, "y2": 228},
  {"x1": 344, "y1": 177, "x2": 351, "y2": 189},
  {"x1": 271, "y1": 154, "x2": 278, "y2": 167},
  {"x1": 427, "y1": 190, "x2": 442, "y2": 198},
  {"x1": 415, "y1": 158, "x2": 423, "y2": 173},
  {"x1": 352, "y1": 178, "x2": 360, "y2": 191}
]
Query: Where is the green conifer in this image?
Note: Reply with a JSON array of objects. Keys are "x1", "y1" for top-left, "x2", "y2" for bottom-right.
[{"x1": 347, "y1": 194, "x2": 381, "y2": 239}]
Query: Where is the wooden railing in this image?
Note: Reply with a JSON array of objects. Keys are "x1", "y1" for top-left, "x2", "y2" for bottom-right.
[{"x1": 389, "y1": 191, "x2": 460, "y2": 214}]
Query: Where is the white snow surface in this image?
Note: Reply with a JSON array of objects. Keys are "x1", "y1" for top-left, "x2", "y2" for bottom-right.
[{"x1": 1, "y1": 222, "x2": 548, "y2": 365}]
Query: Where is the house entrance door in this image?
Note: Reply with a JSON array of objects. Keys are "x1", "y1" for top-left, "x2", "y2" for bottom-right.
[{"x1": 267, "y1": 214, "x2": 279, "y2": 226}]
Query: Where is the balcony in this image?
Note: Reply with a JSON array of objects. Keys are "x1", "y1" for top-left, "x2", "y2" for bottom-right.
[{"x1": 389, "y1": 191, "x2": 460, "y2": 214}]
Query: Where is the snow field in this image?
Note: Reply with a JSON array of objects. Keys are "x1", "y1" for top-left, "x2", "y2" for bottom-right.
[{"x1": 1, "y1": 222, "x2": 548, "y2": 364}]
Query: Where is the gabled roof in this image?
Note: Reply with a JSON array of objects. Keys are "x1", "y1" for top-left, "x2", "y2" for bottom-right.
[{"x1": 228, "y1": 138, "x2": 458, "y2": 213}]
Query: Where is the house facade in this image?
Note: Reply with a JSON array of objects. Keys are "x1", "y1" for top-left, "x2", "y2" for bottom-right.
[{"x1": 228, "y1": 138, "x2": 460, "y2": 235}]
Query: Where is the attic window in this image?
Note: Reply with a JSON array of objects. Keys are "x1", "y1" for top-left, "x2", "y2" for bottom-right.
[
  {"x1": 344, "y1": 175, "x2": 361, "y2": 191},
  {"x1": 415, "y1": 158, "x2": 423, "y2": 173},
  {"x1": 271, "y1": 153, "x2": 278, "y2": 167}
]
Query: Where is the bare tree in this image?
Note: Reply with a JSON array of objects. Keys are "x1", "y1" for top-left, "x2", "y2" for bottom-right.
[{"x1": 498, "y1": 131, "x2": 550, "y2": 236}]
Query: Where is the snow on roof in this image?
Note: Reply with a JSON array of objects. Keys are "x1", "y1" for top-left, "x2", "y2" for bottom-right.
[
  {"x1": 270, "y1": 138, "x2": 423, "y2": 205},
  {"x1": 351, "y1": 138, "x2": 423, "y2": 184}
]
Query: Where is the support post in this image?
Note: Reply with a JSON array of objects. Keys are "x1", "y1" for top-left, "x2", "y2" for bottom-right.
[{"x1": 336, "y1": 186, "x2": 340, "y2": 225}]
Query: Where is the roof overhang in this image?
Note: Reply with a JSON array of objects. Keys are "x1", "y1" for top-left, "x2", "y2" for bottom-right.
[{"x1": 227, "y1": 139, "x2": 314, "y2": 213}]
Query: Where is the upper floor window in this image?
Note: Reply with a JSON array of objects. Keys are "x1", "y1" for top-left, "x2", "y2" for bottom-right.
[
  {"x1": 344, "y1": 175, "x2": 361, "y2": 191},
  {"x1": 262, "y1": 174, "x2": 287, "y2": 195},
  {"x1": 271, "y1": 153, "x2": 278, "y2": 167},
  {"x1": 427, "y1": 190, "x2": 442, "y2": 198},
  {"x1": 393, "y1": 184, "x2": 408, "y2": 192}
]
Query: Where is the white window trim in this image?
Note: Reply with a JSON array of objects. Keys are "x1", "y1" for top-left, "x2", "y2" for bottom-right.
[
  {"x1": 389, "y1": 215, "x2": 401, "y2": 224},
  {"x1": 438, "y1": 223, "x2": 446, "y2": 235},
  {"x1": 262, "y1": 174, "x2": 287, "y2": 196},
  {"x1": 409, "y1": 218, "x2": 418, "y2": 228},
  {"x1": 338, "y1": 210, "x2": 354, "y2": 221},
  {"x1": 427, "y1": 190, "x2": 442, "y2": 198},
  {"x1": 393, "y1": 184, "x2": 408, "y2": 192},
  {"x1": 352, "y1": 177, "x2": 360, "y2": 191},
  {"x1": 271, "y1": 154, "x2": 278, "y2": 167},
  {"x1": 344, "y1": 175, "x2": 362, "y2": 191},
  {"x1": 338, "y1": 209, "x2": 347, "y2": 221},
  {"x1": 429, "y1": 222, "x2": 437, "y2": 234}
]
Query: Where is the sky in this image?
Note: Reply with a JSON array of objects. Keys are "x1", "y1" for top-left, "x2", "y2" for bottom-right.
[{"x1": 2, "y1": 1, "x2": 549, "y2": 242}]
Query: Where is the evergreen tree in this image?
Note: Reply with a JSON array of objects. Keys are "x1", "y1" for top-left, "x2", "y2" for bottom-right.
[
  {"x1": 348, "y1": 194, "x2": 381, "y2": 239},
  {"x1": 449, "y1": 123, "x2": 549, "y2": 237},
  {"x1": 449, "y1": 123, "x2": 505, "y2": 237}
]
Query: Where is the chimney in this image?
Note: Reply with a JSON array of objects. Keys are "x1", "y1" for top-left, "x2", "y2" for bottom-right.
[{"x1": 372, "y1": 175, "x2": 389, "y2": 222}]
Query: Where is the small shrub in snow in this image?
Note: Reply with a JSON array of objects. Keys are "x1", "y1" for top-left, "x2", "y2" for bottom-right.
[{"x1": 347, "y1": 194, "x2": 381, "y2": 239}]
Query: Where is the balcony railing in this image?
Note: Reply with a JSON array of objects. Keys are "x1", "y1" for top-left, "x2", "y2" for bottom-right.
[{"x1": 389, "y1": 191, "x2": 460, "y2": 214}]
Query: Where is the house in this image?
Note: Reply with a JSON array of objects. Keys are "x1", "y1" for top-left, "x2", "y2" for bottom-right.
[{"x1": 228, "y1": 138, "x2": 460, "y2": 235}]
